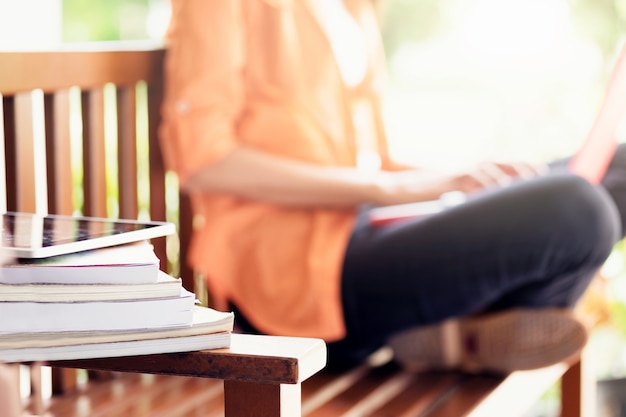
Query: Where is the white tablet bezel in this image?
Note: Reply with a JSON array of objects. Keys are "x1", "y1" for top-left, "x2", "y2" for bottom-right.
[{"x1": 1, "y1": 212, "x2": 175, "y2": 259}]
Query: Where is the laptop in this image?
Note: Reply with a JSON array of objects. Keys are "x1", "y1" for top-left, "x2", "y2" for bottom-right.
[
  {"x1": 1, "y1": 212, "x2": 175, "y2": 259},
  {"x1": 369, "y1": 43, "x2": 626, "y2": 226},
  {"x1": 568, "y1": 43, "x2": 626, "y2": 184}
]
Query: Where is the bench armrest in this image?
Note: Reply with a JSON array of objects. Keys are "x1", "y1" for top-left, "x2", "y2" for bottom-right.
[{"x1": 46, "y1": 334, "x2": 327, "y2": 385}]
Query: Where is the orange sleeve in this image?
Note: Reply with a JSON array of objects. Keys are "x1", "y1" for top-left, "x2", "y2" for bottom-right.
[{"x1": 159, "y1": 0, "x2": 244, "y2": 185}]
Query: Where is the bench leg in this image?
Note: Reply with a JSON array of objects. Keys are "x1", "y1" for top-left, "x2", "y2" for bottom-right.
[
  {"x1": 560, "y1": 356, "x2": 595, "y2": 417},
  {"x1": 51, "y1": 368, "x2": 78, "y2": 395},
  {"x1": 224, "y1": 381, "x2": 301, "y2": 417}
]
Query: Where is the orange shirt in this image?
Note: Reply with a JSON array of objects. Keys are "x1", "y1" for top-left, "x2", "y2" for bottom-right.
[{"x1": 160, "y1": 0, "x2": 396, "y2": 341}]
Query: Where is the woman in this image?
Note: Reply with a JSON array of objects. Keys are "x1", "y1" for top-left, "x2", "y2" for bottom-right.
[{"x1": 160, "y1": 0, "x2": 626, "y2": 372}]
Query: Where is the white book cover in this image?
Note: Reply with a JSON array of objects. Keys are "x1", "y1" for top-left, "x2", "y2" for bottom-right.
[
  {"x1": 0, "y1": 270, "x2": 182, "y2": 302},
  {"x1": 0, "y1": 332, "x2": 232, "y2": 363},
  {"x1": 0, "y1": 288, "x2": 196, "y2": 334},
  {"x1": 0, "y1": 241, "x2": 160, "y2": 285},
  {"x1": 0, "y1": 306, "x2": 234, "y2": 349}
]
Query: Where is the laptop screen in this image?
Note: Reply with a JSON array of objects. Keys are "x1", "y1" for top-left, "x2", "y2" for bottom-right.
[{"x1": 568, "y1": 44, "x2": 626, "y2": 184}]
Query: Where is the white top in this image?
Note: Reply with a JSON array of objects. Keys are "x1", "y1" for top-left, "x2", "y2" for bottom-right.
[
  {"x1": 316, "y1": 0, "x2": 380, "y2": 171},
  {"x1": 319, "y1": 0, "x2": 369, "y2": 88}
]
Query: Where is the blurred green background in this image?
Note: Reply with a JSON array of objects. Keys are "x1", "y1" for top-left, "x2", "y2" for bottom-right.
[
  {"x1": 59, "y1": 0, "x2": 626, "y2": 163},
  {"x1": 62, "y1": 0, "x2": 169, "y2": 43}
]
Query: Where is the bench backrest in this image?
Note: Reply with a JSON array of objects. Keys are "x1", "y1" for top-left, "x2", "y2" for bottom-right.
[{"x1": 0, "y1": 43, "x2": 198, "y2": 293}]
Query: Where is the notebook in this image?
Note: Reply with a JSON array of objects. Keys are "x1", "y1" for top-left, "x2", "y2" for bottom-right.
[
  {"x1": 1, "y1": 212, "x2": 175, "y2": 259},
  {"x1": 369, "y1": 44, "x2": 626, "y2": 227}
]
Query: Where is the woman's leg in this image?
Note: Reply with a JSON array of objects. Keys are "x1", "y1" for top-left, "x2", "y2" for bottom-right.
[
  {"x1": 599, "y1": 143, "x2": 626, "y2": 236},
  {"x1": 328, "y1": 173, "x2": 621, "y2": 366}
]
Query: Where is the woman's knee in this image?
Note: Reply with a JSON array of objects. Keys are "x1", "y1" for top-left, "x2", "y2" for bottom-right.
[{"x1": 547, "y1": 174, "x2": 621, "y2": 264}]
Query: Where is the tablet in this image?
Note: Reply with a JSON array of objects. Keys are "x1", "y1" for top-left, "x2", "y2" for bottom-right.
[{"x1": 1, "y1": 212, "x2": 175, "y2": 259}]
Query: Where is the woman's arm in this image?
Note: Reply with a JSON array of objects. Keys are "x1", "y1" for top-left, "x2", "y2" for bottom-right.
[{"x1": 183, "y1": 145, "x2": 534, "y2": 207}]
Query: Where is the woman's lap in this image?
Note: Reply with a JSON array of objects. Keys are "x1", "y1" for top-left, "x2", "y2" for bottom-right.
[{"x1": 331, "y1": 168, "x2": 623, "y2": 365}]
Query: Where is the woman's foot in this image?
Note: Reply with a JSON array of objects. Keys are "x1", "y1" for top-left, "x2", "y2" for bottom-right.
[{"x1": 387, "y1": 309, "x2": 587, "y2": 374}]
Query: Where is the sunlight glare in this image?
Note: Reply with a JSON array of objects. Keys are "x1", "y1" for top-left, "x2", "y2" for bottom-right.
[
  {"x1": 0, "y1": 0, "x2": 62, "y2": 50},
  {"x1": 458, "y1": 0, "x2": 570, "y2": 54},
  {"x1": 145, "y1": 0, "x2": 171, "y2": 41},
  {"x1": 385, "y1": 0, "x2": 607, "y2": 166},
  {"x1": 455, "y1": 0, "x2": 573, "y2": 77}
]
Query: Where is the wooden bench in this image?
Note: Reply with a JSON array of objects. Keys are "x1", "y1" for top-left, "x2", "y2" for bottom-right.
[{"x1": 0, "y1": 43, "x2": 592, "y2": 417}]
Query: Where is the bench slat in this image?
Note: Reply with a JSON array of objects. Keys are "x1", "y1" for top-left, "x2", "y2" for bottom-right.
[
  {"x1": 44, "y1": 90, "x2": 74, "y2": 215},
  {"x1": 369, "y1": 372, "x2": 465, "y2": 417},
  {"x1": 146, "y1": 81, "x2": 170, "y2": 271},
  {"x1": 81, "y1": 88, "x2": 107, "y2": 217},
  {"x1": 13, "y1": 93, "x2": 46, "y2": 213},
  {"x1": 117, "y1": 85, "x2": 139, "y2": 219}
]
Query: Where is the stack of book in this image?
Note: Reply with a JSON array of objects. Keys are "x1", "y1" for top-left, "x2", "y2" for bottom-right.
[{"x1": 0, "y1": 241, "x2": 234, "y2": 362}]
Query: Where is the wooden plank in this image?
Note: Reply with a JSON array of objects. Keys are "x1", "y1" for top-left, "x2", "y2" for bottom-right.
[
  {"x1": 426, "y1": 363, "x2": 568, "y2": 417},
  {"x1": 301, "y1": 364, "x2": 373, "y2": 408},
  {"x1": 369, "y1": 372, "x2": 466, "y2": 417},
  {"x1": 0, "y1": 94, "x2": 7, "y2": 213},
  {"x1": 561, "y1": 356, "x2": 594, "y2": 417},
  {"x1": 3, "y1": 96, "x2": 17, "y2": 212},
  {"x1": 561, "y1": 361, "x2": 582, "y2": 417},
  {"x1": 0, "y1": 95, "x2": 8, "y2": 213},
  {"x1": 147, "y1": 80, "x2": 169, "y2": 272},
  {"x1": 48, "y1": 334, "x2": 327, "y2": 385},
  {"x1": 13, "y1": 92, "x2": 47, "y2": 213},
  {"x1": 146, "y1": 376, "x2": 224, "y2": 417},
  {"x1": 0, "y1": 46, "x2": 166, "y2": 94},
  {"x1": 116, "y1": 84, "x2": 139, "y2": 219},
  {"x1": 424, "y1": 373, "x2": 503, "y2": 417},
  {"x1": 225, "y1": 381, "x2": 301, "y2": 417},
  {"x1": 42, "y1": 373, "x2": 225, "y2": 417},
  {"x1": 304, "y1": 363, "x2": 402, "y2": 416},
  {"x1": 50, "y1": 367, "x2": 78, "y2": 396},
  {"x1": 81, "y1": 88, "x2": 107, "y2": 217},
  {"x1": 147, "y1": 80, "x2": 165, "y2": 222},
  {"x1": 44, "y1": 90, "x2": 74, "y2": 215},
  {"x1": 178, "y1": 194, "x2": 195, "y2": 291}
]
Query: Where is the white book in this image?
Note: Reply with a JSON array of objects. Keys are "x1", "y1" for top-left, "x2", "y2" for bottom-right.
[
  {"x1": 0, "y1": 306, "x2": 234, "y2": 362},
  {"x1": 0, "y1": 241, "x2": 160, "y2": 285},
  {"x1": 0, "y1": 306, "x2": 234, "y2": 349},
  {"x1": 0, "y1": 270, "x2": 182, "y2": 302},
  {"x1": 0, "y1": 288, "x2": 196, "y2": 333},
  {"x1": 0, "y1": 332, "x2": 232, "y2": 363}
]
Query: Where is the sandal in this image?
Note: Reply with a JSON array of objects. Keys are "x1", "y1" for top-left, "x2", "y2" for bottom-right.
[{"x1": 387, "y1": 308, "x2": 587, "y2": 374}]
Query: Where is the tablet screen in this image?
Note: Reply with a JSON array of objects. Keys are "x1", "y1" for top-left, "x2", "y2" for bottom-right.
[{"x1": 1, "y1": 212, "x2": 175, "y2": 259}]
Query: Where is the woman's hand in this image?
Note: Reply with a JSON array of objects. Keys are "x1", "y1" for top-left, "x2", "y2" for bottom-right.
[
  {"x1": 373, "y1": 160, "x2": 548, "y2": 206},
  {"x1": 450, "y1": 161, "x2": 548, "y2": 192}
]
